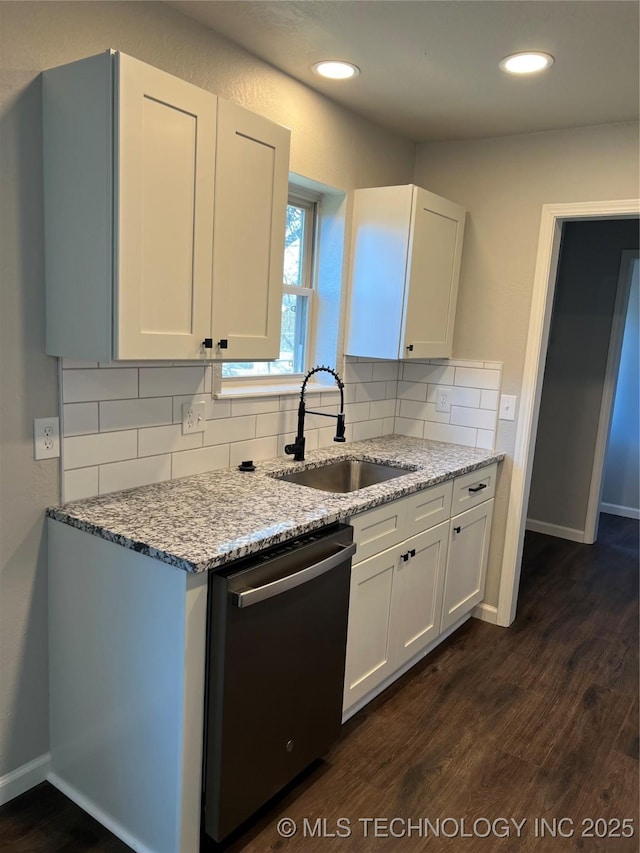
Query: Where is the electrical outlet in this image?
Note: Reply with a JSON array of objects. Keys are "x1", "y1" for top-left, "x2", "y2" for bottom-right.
[
  {"x1": 499, "y1": 394, "x2": 517, "y2": 421},
  {"x1": 182, "y1": 401, "x2": 206, "y2": 434},
  {"x1": 34, "y1": 417, "x2": 60, "y2": 459},
  {"x1": 436, "y1": 387, "x2": 451, "y2": 413}
]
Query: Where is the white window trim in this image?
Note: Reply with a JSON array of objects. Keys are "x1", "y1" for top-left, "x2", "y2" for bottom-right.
[{"x1": 218, "y1": 184, "x2": 321, "y2": 398}]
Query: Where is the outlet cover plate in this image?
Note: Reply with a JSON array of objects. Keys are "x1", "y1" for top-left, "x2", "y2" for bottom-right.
[
  {"x1": 182, "y1": 401, "x2": 206, "y2": 434},
  {"x1": 34, "y1": 417, "x2": 61, "y2": 459}
]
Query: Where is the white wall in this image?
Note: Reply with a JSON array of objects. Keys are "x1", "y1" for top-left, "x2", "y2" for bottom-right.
[
  {"x1": 602, "y1": 259, "x2": 640, "y2": 518},
  {"x1": 414, "y1": 121, "x2": 640, "y2": 603},
  {"x1": 0, "y1": 0, "x2": 415, "y2": 785}
]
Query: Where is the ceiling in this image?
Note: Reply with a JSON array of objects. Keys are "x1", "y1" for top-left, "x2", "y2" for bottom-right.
[{"x1": 168, "y1": 0, "x2": 639, "y2": 143}]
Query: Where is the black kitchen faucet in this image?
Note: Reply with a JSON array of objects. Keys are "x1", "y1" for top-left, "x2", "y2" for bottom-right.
[{"x1": 284, "y1": 365, "x2": 346, "y2": 462}]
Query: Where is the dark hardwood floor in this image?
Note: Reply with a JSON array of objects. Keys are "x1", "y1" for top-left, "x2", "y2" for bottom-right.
[{"x1": 2, "y1": 514, "x2": 637, "y2": 852}]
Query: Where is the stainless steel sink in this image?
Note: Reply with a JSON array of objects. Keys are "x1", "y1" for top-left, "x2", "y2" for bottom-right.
[{"x1": 272, "y1": 458, "x2": 412, "y2": 493}]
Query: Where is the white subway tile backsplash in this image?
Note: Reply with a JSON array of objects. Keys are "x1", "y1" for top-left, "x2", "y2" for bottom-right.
[
  {"x1": 371, "y1": 361, "x2": 399, "y2": 382},
  {"x1": 370, "y1": 399, "x2": 396, "y2": 420},
  {"x1": 344, "y1": 360, "x2": 374, "y2": 384},
  {"x1": 100, "y1": 398, "x2": 173, "y2": 432},
  {"x1": 256, "y1": 410, "x2": 297, "y2": 438},
  {"x1": 352, "y1": 419, "x2": 384, "y2": 442},
  {"x1": 480, "y1": 389, "x2": 499, "y2": 410},
  {"x1": 139, "y1": 367, "x2": 205, "y2": 398},
  {"x1": 59, "y1": 356, "x2": 501, "y2": 496},
  {"x1": 397, "y1": 380, "x2": 428, "y2": 402},
  {"x1": 63, "y1": 467, "x2": 99, "y2": 502},
  {"x1": 230, "y1": 396, "x2": 279, "y2": 417},
  {"x1": 204, "y1": 415, "x2": 256, "y2": 446},
  {"x1": 476, "y1": 429, "x2": 496, "y2": 450},
  {"x1": 355, "y1": 382, "x2": 387, "y2": 403},
  {"x1": 172, "y1": 444, "x2": 230, "y2": 480},
  {"x1": 63, "y1": 368, "x2": 138, "y2": 403},
  {"x1": 454, "y1": 367, "x2": 501, "y2": 390},
  {"x1": 138, "y1": 424, "x2": 203, "y2": 457},
  {"x1": 229, "y1": 436, "x2": 278, "y2": 468},
  {"x1": 450, "y1": 406, "x2": 497, "y2": 431},
  {"x1": 423, "y1": 422, "x2": 477, "y2": 446},
  {"x1": 343, "y1": 402, "x2": 370, "y2": 423},
  {"x1": 99, "y1": 455, "x2": 172, "y2": 495},
  {"x1": 64, "y1": 431, "x2": 138, "y2": 469},
  {"x1": 394, "y1": 417, "x2": 424, "y2": 438},
  {"x1": 63, "y1": 403, "x2": 99, "y2": 437},
  {"x1": 399, "y1": 399, "x2": 430, "y2": 421},
  {"x1": 403, "y1": 362, "x2": 455, "y2": 385}
]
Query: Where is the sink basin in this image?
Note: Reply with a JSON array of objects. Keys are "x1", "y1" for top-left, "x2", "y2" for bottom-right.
[{"x1": 273, "y1": 459, "x2": 412, "y2": 493}]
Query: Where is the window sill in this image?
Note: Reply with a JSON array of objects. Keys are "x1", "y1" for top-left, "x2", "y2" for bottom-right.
[{"x1": 215, "y1": 381, "x2": 331, "y2": 400}]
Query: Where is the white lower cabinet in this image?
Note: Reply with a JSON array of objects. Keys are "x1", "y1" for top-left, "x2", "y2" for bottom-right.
[
  {"x1": 441, "y1": 498, "x2": 494, "y2": 632},
  {"x1": 344, "y1": 464, "x2": 497, "y2": 716}
]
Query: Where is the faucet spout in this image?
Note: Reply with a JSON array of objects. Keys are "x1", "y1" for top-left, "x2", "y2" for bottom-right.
[{"x1": 284, "y1": 366, "x2": 346, "y2": 462}]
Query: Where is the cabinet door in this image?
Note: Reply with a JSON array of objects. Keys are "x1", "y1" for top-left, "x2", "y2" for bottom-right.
[
  {"x1": 210, "y1": 99, "x2": 290, "y2": 361},
  {"x1": 401, "y1": 188, "x2": 465, "y2": 360},
  {"x1": 343, "y1": 547, "x2": 398, "y2": 711},
  {"x1": 116, "y1": 53, "x2": 217, "y2": 359},
  {"x1": 392, "y1": 521, "x2": 449, "y2": 669},
  {"x1": 441, "y1": 499, "x2": 494, "y2": 632}
]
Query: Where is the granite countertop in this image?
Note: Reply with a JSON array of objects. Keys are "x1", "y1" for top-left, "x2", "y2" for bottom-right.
[{"x1": 47, "y1": 435, "x2": 504, "y2": 573}]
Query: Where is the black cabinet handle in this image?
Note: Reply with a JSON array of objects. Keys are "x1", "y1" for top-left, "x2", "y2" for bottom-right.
[
  {"x1": 401, "y1": 552, "x2": 409, "y2": 562},
  {"x1": 409, "y1": 549, "x2": 416, "y2": 557},
  {"x1": 453, "y1": 526, "x2": 461, "y2": 534},
  {"x1": 406, "y1": 344, "x2": 414, "y2": 352},
  {"x1": 202, "y1": 338, "x2": 213, "y2": 349},
  {"x1": 468, "y1": 483, "x2": 487, "y2": 493},
  {"x1": 218, "y1": 339, "x2": 228, "y2": 350}
]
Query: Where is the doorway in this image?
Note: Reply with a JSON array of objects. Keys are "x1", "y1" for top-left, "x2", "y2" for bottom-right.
[
  {"x1": 526, "y1": 223, "x2": 639, "y2": 544},
  {"x1": 496, "y1": 198, "x2": 640, "y2": 627}
]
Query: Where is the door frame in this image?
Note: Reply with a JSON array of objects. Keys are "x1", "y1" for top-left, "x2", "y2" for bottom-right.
[
  {"x1": 584, "y1": 250, "x2": 639, "y2": 542},
  {"x1": 497, "y1": 199, "x2": 640, "y2": 627}
]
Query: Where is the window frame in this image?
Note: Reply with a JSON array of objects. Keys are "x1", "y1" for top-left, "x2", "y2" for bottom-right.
[{"x1": 220, "y1": 184, "x2": 319, "y2": 388}]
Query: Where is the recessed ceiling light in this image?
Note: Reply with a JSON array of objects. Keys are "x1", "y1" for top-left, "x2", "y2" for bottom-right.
[
  {"x1": 312, "y1": 60, "x2": 360, "y2": 80},
  {"x1": 499, "y1": 52, "x2": 554, "y2": 75}
]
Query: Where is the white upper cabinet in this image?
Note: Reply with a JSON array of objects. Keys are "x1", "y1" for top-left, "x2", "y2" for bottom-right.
[
  {"x1": 210, "y1": 100, "x2": 290, "y2": 362},
  {"x1": 43, "y1": 51, "x2": 290, "y2": 362},
  {"x1": 345, "y1": 184, "x2": 466, "y2": 360}
]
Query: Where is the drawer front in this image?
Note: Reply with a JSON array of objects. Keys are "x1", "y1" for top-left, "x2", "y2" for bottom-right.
[
  {"x1": 452, "y1": 463, "x2": 497, "y2": 514},
  {"x1": 350, "y1": 500, "x2": 406, "y2": 564},
  {"x1": 403, "y1": 480, "x2": 453, "y2": 538}
]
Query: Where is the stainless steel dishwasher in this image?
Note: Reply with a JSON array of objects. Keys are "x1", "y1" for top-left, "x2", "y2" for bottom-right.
[{"x1": 202, "y1": 523, "x2": 355, "y2": 843}]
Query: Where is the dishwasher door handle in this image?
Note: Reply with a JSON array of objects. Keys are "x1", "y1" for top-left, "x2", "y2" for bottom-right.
[{"x1": 232, "y1": 542, "x2": 356, "y2": 608}]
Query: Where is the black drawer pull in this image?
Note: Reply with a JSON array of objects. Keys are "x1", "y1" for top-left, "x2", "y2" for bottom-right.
[
  {"x1": 453, "y1": 526, "x2": 461, "y2": 534},
  {"x1": 401, "y1": 552, "x2": 409, "y2": 562},
  {"x1": 469, "y1": 483, "x2": 487, "y2": 493},
  {"x1": 202, "y1": 338, "x2": 213, "y2": 349},
  {"x1": 409, "y1": 549, "x2": 416, "y2": 557}
]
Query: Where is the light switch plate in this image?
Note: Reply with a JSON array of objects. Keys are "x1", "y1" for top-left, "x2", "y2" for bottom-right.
[
  {"x1": 182, "y1": 401, "x2": 206, "y2": 434},
  {"x1": 499, "y1": 394, "x2": 517, "y2": 421}
]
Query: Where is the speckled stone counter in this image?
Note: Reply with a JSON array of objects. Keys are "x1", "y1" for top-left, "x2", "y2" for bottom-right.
[{"x1": 47, "y1": 436, "x2": 504, "y2": 573}]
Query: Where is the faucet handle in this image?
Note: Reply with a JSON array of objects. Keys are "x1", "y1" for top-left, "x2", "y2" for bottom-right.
[{"x1": 334, "y1": 413, "x2": 346, "y2": 443}]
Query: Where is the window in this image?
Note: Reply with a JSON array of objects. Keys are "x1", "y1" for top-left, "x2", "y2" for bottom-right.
[{"x1": 221, "y1": 190, "x2": 317, "y2": 380}]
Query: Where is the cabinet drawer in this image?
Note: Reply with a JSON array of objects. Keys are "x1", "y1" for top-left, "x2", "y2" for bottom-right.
[
  {"x1": 350, "y1": 501, "x2": 406, "y2": 564},
  {"x1": 452, "y1": 463, "x2": 497, "y2": 514},
  {"x1": 403, "y1": 480, "x2": 453, "y2": 538}
]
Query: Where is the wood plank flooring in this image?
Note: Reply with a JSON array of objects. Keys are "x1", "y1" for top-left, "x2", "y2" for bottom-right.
[{"x1": 2, "y1": 514, "x2": 637, "y2": 852}]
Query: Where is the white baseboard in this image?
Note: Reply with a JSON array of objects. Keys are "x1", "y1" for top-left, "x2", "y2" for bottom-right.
[
  {"x1": 0, "y1": 753, "x2": 51, "y2": 806},
  {"x1": 600, "y1": 502, "x2": 640, "y2": 521},
  {"x1": 525, "y1": 518, "x2": 585, "y2": 542},
  {"x1": 472, "y1": 602, "x2": 499, "y2": 624},
  {"x1": 48, "y1": 772, "x2": 156, "y2": 853}
]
